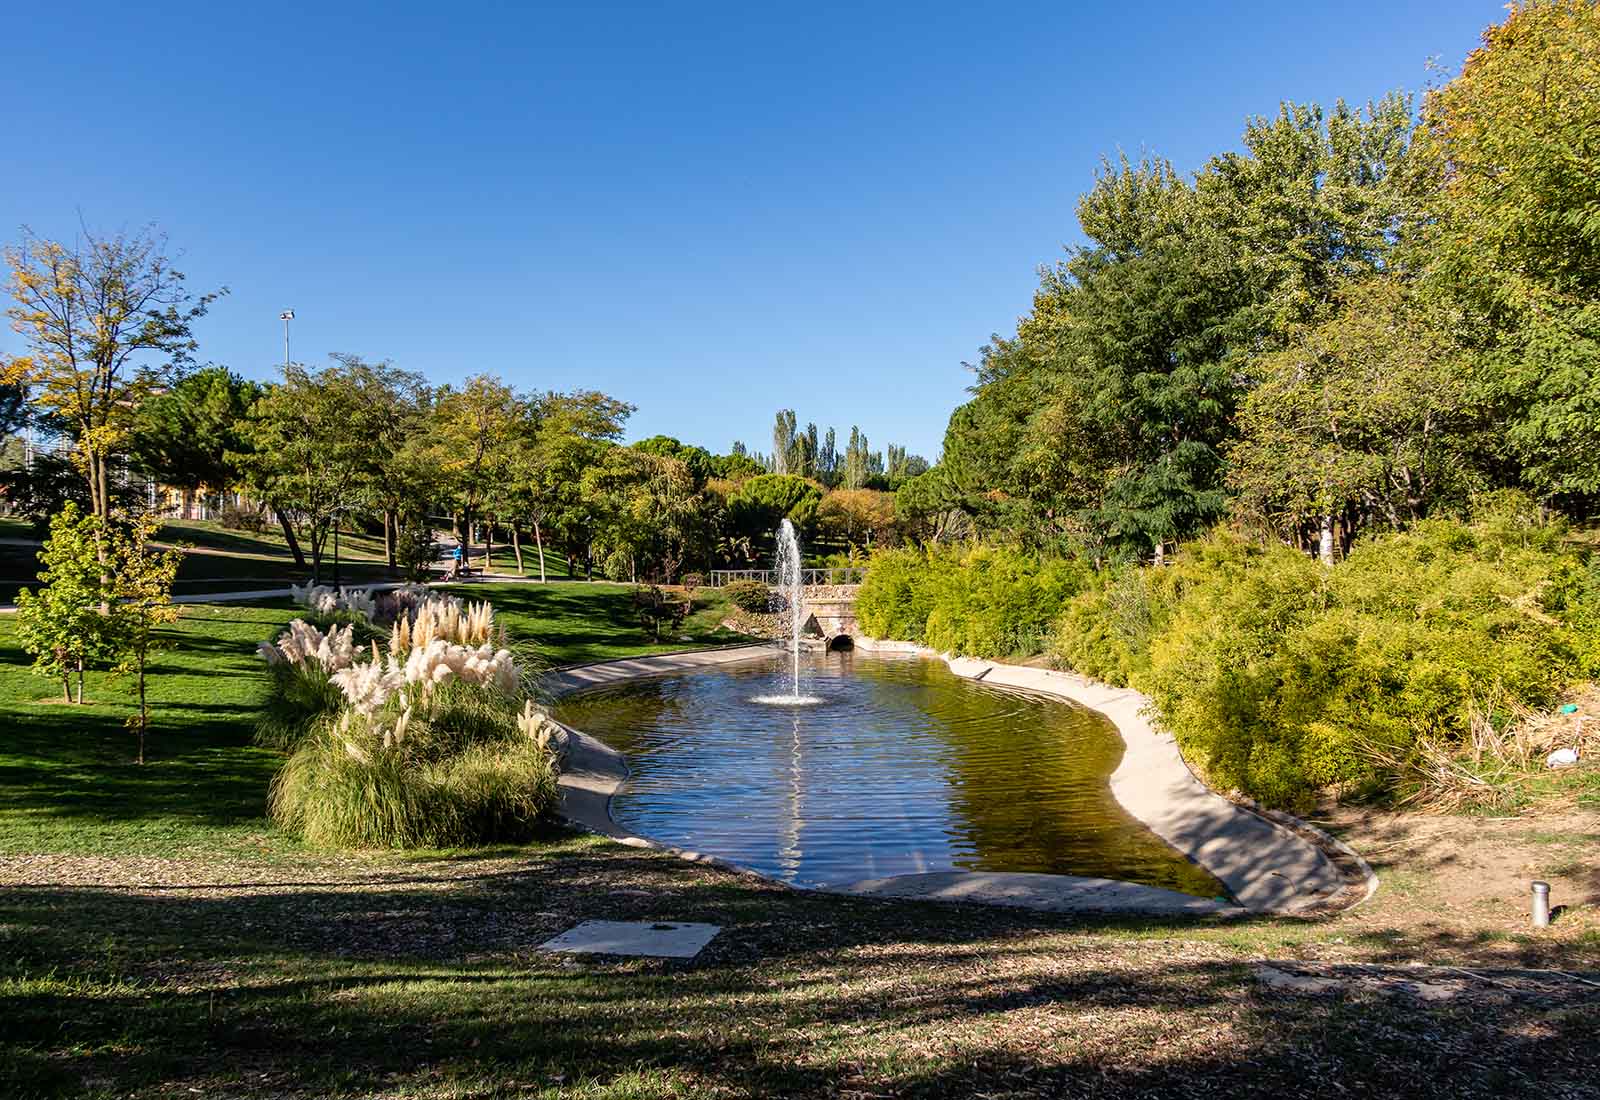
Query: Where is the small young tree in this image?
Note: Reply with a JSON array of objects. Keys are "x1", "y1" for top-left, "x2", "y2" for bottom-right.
[
  {"x1": 108, "y1": 515, "x2": 183, "y2": 764},
  {"x1": 14, "y1": 503, "x2": 116, "y2": 702}
]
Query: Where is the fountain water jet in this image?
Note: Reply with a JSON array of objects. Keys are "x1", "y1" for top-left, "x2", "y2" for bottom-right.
[
  {"x1": 753, "y1": 518, "x2": 822, "y2": 705},
  {"x1": 777, "y1": 518, "x2": 803, "y2": 697}
]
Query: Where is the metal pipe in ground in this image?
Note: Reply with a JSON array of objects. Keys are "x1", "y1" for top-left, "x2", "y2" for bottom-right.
[{"x1": 1532, "y1": 880, "x2": 1552, "y2": 928}]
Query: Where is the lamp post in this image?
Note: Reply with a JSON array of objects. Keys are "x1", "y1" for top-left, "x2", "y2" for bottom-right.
[{"x1": 280, "y1": 309, "x2": 295, "y2": 370}]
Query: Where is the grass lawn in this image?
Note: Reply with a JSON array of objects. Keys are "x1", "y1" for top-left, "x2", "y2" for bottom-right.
[
  {"x1": 443, "y1": 581, "x2": 754, "y2": 667},
  {"x1": 1, "y1": 587, "x2": 1596, "y2": 1098},
  {"x1": 469, "y1": 541, "x2": 577, "y2": 578},
  {"x1": 0, "y1": 601, "x2": 303, "y2": 858}
]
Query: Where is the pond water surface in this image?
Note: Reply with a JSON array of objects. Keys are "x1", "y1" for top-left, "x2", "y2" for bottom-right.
[{"x1": 555, "y1": 650, "x2": 1224, "y2": 897}]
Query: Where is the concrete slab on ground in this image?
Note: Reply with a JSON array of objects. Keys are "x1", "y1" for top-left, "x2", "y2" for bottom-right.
[{"x1": 538, "y1": 920, "x2": 721, "y2": 959}]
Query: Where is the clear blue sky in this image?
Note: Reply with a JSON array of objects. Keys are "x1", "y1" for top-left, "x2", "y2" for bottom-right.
[{"x1": 4, "y1": 1, "x2": 1498, "y2": 459}]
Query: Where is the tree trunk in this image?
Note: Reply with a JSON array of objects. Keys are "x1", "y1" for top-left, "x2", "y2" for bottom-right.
[
  {"x1": 333, "y1": 522, "x2": 341, "y2": 586},
  {"x1": 511, "y1": 525, "x2": 524, "y2": 575},
  {"x1": 91, "y1": 451, "x2": 109, "y2": 520},
  {"x1": 483, "y1": 520, "x2": 493, "y2": 573},
  {"x1": 383, "y1": 509, "x2": 396, "y2": 572},
  {"x1": 461, "y1": 508, "x2": 473, "y2": 573},
  {"x1": 309, "y1": 528, "x2": 323, "y2": 585},
  {"x1": 275, "y1": 508, "x2": 308, "y2": 569},
  {"x1": 534, "y1": 519, "x2": 547, "y2": 583},
  {"x1": 75, "y1": 659, "x2": 83, "y2": 705},
  {"x1": 1318, "y1": 516, "x2": 1336, "y2": 566}
]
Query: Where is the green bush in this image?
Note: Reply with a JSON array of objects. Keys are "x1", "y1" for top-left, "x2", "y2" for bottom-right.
[
  {"x1": 723, "y1": 578, "x2": 773, "y2": 613},
  {"x1": 855, "y1": 546, "x2": 935, "y2": 642},
  {"x1": 268, "y1": 682, "x2": 559, "y2": 849},
  {"x1": 857, "y1": 544, "x2": 1088, "y2": 659},
  {"x1": 1050, "y1": 567, "x2": 1168, "y2": 686},
  {"x1": 1134, "y1": 504, "x2": 1594, "y2": 808},
  {"x1": 923, "y1": 546, "x2": 1088, "y2": 658},
  {"x1": 215, "y1": 502, "x2": 268, "y2": 532}
]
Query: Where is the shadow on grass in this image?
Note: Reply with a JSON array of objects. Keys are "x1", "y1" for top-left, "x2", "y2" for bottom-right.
[{"x1": 2, "y1": 841, "x2": 1597, "y2": 1099}]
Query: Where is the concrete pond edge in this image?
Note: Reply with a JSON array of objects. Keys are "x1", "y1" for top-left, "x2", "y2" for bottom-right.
[{"x1": 541, "y1": 640, "x2": 1376, "y2": 918}]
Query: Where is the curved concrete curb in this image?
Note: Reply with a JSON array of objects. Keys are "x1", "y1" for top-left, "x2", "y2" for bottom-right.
[
  {"x1": 543, "y1": 643, "x2": 1360, "y2": 917},
  {"x1": 835, "y1": 871, "x2": 1233, "y2": 915}
]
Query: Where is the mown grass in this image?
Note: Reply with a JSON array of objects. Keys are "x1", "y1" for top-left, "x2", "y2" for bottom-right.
[
  {"x1": 443, "y1": 582, "x2": 756, "y2": 667},
  {"x1": 469, "y1": 541, "x2": 577, "y2": 577},
  {"x1": 3, "y1": 834, "x2": 1597, "y2": 1100},
  {"x1": 0, "y1": 602, "x2": 303, "y2": 857},
  {"x1": 0, "y1": 584, "x2": 753, "y2": 857}
]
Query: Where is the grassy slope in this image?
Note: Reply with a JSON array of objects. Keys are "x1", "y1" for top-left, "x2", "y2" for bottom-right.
[
  {"x1": 1, "y1": 586, "x2": 1596, "y2": 1098},
  {"x1": 0, "y1": 518, "x2": 591, "y2": 602},
  {"x1": 0, "y1": 520, "x2": 399, "y2": 604}
]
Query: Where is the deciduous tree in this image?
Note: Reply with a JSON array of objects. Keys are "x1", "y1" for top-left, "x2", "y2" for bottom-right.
[
  {"x1": 108, "y1": 514, "x2": 183, "y2": 764},
  {"x1": 2, "y1": 226, "x2": 222, "y2": 519}
]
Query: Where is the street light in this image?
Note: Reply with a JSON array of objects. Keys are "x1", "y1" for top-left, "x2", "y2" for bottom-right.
[{"x1": 280, "y1": 310, "x2": 295, "y2": 370}]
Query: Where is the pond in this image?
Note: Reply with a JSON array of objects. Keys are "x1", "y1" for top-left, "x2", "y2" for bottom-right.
[{"x1": 555, "y1": 650, "x2": 1225, "y2": 897}]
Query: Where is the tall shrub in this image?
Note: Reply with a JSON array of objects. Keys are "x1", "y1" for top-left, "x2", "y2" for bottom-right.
[
  {"x1": 855, "y1": 546, "x2": 936, "y2": 643},
  {"x1": 1139, "y1": 502, "x2": 1593, "y2": 807},
  {"x1": 14, "y1": 504, "x2": 118, "y2": 703},
  {"x1": 858, "y1": 544, "x2": 1087, "y2": 659},
  {"x1": 923, "y1": 546, "x2": 1087, "y2": 658}
]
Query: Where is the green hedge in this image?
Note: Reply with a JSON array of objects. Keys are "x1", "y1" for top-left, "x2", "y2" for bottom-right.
[
  {"x1": 856, "y1": 544, "x2": 1088, "y2": 659},
  {"x1": 861, "y1": 498, "x2": 1598, "y2": 809},
  {"x1": 723, "y1": 578, "x2": 772, "y2": 613}
]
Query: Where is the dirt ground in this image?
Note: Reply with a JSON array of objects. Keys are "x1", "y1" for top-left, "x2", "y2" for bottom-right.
[{"x1": 1316, "y1": 806, "x2": 1600, "y2": 953}]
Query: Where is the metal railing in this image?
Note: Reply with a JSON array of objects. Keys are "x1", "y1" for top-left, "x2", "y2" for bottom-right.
[{"x1": 708, "y1": 567, "x2": 867, "y2": 587}]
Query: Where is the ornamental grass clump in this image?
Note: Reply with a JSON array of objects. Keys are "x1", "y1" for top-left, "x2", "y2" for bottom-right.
[
  {"x1": 254, "y1": 620, "x2": 359, "y2": 750},
  {"x1": 260, "y1": 595, "x2": 560, "y2": 849},
  {"x1": 268, "y1": 687, "x2": 559, "y2": 849},
  {"x1": 388, "y1": 594, "x2": 505, "y2": 655},
  {"x1": 290, "y1": 582, "x2": 377, "y2": 621}
]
